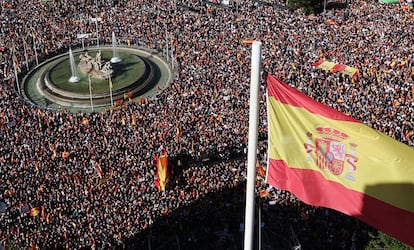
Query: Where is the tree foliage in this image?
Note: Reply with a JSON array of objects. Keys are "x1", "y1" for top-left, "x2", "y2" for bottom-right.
[
  {"x1": 365, "y1": 231, "x2": 413, "y2": 250},
  {"x1": 286, "y1": 0, "x2": 325, "y2": 14}
]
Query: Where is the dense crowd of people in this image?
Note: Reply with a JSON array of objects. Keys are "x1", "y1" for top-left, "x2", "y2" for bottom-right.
[{"x1": 1, "y1": 0, "x2": 413, "y2": 249}]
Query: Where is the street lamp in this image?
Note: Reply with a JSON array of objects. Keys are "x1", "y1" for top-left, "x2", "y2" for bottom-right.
[
  {"x1": 89, "y1": 17, "x2": 102, "y2": 47},
  {"x1": 77, "y1": 33, "x2": 91, "y2": 50}
]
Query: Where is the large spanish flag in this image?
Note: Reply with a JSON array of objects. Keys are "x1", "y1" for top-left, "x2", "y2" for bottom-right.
[
  {"x1": 266, "y1": 74, "x2": 414, "y2": 247},
  {"x1": 155, "y1": 152, "x2": 168, "y2": 191}
]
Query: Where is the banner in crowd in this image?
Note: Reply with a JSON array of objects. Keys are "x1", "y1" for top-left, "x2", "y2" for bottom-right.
[
  {"x1": 312, "y1": 60, "x2": 359, "y2": 79},
  {"x1": 155, "y1": 151, "x2": 168, "y2": 191},
  {"x1": 266, "y1": 74, "x2": 414, "y2": 247}
]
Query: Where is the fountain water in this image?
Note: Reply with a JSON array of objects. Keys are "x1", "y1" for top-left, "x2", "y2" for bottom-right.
[
  {"x1": 110, "y1": 32, "x2": 121, "y2": 63},
  {"x1": 68, "y1": 48, "x2": 80, "y2": 83}
]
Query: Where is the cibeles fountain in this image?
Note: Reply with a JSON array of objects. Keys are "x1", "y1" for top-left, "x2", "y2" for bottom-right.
[{"x1": 20, "y1": 31, "x2": 175, "y2": 112}]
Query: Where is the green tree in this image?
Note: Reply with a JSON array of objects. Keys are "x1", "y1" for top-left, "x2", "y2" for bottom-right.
[
  {"x1": 365, "y1": 231, "x2": 413, "y2": 250},
  {"x1": 286, "y1": 0, "x2": 325, "y2": 14}
]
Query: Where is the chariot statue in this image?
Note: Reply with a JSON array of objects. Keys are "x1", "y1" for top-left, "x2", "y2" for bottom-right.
[{"x1": 78, "y1": 51, "x2": 113, "y2": 79}]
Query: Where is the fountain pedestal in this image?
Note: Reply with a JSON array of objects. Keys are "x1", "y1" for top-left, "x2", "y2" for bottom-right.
[
  {"x1": 69, "y1": 76, "x2": 80, "y2": 83},
  {"x1": 78, "y1": 51, "x2": 113, "y2": 79},
  {"x1": 110, "y1": 57, "x2": 121, "y2": 63}
]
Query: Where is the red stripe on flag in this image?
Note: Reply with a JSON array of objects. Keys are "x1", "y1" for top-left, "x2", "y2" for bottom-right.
[
  {"x1": 267, "y1": 158, "x2": 414, "y2": 247},
  {"x1": 267, "y1": 75, "x2": 357, "y2": 122},
  {"x1": 331, "y1": 64, "x2": 347, "y2": 73},
  {"x1": 311, "y1": 59, "x2": 325, "y2": 67}
]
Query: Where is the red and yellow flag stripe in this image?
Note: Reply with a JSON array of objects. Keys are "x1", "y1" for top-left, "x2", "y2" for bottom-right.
[
  {"x1": 267, "y1": 74, "x2": 414, "y2": 247},
  {"x1": 155, "y1": 152, "x2": 168, "y2": 191},
  {"x1": 313, "y1": 59, "x2": 359, "y2": 79}
]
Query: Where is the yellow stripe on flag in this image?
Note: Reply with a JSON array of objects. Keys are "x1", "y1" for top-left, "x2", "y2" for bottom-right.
[
  {"x1": 316, "y1": 61, "x2": 336, "y2": 71},
  {"x1": 342, "y1": 66, "x2": 359, "y2": 78}
]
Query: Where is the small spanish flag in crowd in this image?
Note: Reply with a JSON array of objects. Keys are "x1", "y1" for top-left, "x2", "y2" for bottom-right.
[
  {"x1": 124, "y1": 91, "x2": 133, "y2": 100},
  {"x1": 155, "y1": 151, "x2": 168, "y2": 191},
  {"x1": 131, "y1": 113, "x2": 136, "y2": 126},
  {"x1": 62, "y1": 152, "x2": 70, "y2": 158},
  {"x1": 256, "y1": 162, "x2": 266, "y2": 180},
  {"x1": 140, "y1": 97, "x2": 147, "y2": 105},
  {"x1": 259, "y1": 189, "x2": 270, "y2": 198},
  {"x1": 115, "y1": 99, "x2": 123, "y2": 106},
  {"x1": 80, "y1": 118, "x2": 89, "y2": 126},
  {"x1": 30, "y1": 207, "x2": 40, "y2": 217},
  {"x1": 175, "y1": 127, "x2": 182, "y2": 139}
]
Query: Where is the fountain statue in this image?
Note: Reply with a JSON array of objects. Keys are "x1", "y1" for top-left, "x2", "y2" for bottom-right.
[
  {"x1": 78, "y1": 51, "x2": 113, "y2": 79},
  {"x1": 110, "y1": 32, "x2": 121, "y2": 63},
  {"x1": 68, "y1": 48, "x2": 80, "y2": 83}
]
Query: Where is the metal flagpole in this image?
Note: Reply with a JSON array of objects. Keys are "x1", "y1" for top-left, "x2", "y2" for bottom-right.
[
  {"x1": 22, "y1": 38, "x2": 29, "y2": 71},
  {"x1": 258, "y1": 200, "x2": 262, "y2": 250},
  {"x1": 32, "y1": 33, "x2": 39, "y2": 66},
  {"x1": 88, "y1": 75, "x2": 94, "y2": 112},
  {"x1": 165, "y1": 30, "x2": 169, "y2": 60},
  {"x1": 170, "y1": 35, "x2": 174, "y2": 69},
  {"x1": 12, "y1": 53, "x2": 20, "y2": 95},
  {"x1": 90, "y1": 17, "x2": 101, "y2": 47},
  {"x1": 80, "y1": 16, "x2": 85, "y2": 50},
  {"x1": 109, "y1": 75, "x2": 114, "y2": 106},
  {"x1": 11, "y1": 41, "x2": 21, "y2": 95},
  {"x1": 243, "y1": 41, "x2": 262, "y2": 250},
  {"x1": 95, "y1": 19, "x2": 100, "y2": 47}
]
